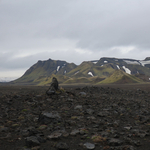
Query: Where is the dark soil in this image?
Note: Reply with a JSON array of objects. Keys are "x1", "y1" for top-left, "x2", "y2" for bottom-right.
[{"x1": 0, "y1": 84, "x2": 150, "y2": 150}]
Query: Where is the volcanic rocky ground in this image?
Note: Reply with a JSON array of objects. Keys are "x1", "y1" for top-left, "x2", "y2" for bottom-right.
[{"x1": 0, "y1": 84, "x2": 150, "y2": 150}]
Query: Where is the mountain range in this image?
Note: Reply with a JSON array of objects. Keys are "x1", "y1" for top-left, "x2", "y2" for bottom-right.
[{"x1": 13, "y1": 57, "x2": 150, "y2": 85}]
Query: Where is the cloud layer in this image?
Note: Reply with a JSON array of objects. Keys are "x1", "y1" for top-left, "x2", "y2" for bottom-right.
[{"x1": 1, "y1": 0, "x2": 150, "y2": 77}]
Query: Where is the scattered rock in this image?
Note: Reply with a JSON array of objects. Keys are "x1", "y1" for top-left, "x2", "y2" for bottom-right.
[
  {"x1": 25, "y1": 136, "x2": 40, "y2": 147},
  {"x1": 74, "y1": 105, "x2": 83, "y2": 110},
  {"x1": 83, "y1": 142, "x2": 95, "y2": 149},
  {"x1": 38, "y1": 111, "x2": 61, "y2": 124},
  {"x1": 86, "y1": 109, "x2": 94, "y2": 115},
  {"x1": 108, "y1": 138, "x2": 123, "y2": 146},
  {"x1": 1, "y1": 86, "x2": 150, "y2": 150},
  {"x1": 47, "y1": 131, "x2": 62, "y2": 139},
  {"x1": 56, "y1": 142, "x2": 69, "y2": 150},
  {"x1": 0, "y1": 126, "x2": 8, "y2": 132},
  {"x1": 70, "y1": 129, "x2": 80, "y2": 135},
  {"x1": 124, "y1": 126, "x2": 132, "y2": 130},
  {"x1": 79, "y1": 92, "x2": 86, "y2": 97},
  {"x1": 38, "y1": 125, "x2": 47, "y2": 130}
]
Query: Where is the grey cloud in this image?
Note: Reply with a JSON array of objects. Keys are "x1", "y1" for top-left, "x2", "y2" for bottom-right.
[{"x1": 1, "y1": 0, "x2": 150, "y2": 50}]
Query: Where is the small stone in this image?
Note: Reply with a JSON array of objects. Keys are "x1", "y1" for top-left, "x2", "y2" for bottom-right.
[
  {"x1": 134, "y1": 140, "x2": 141, "y2": 146},
  {"x1": 84, "y1": 142, "x2": 95, "y2": 149},
  {"x1": 21, "y1": 129, "x2": 30, "y2": 137},
  {"x1": 56, "y1": 142, "x2": 69, "y2": 150},
  {"x1": 26, "y1": 136, "x2": 40, "y2": 147},
  {"x1": 86, "y1": 109, "x2": 94, "y2": 115},
  {"x1": 41, "y1": 112, "x2": 60, "y2": 118},
  {"x1": 31, "y1": 146, "x2": 40, "y2": 150},
  {"x1": 36, "y1": 95, "x2": 42, "y2": 98},
  {"x1": 80, "y1": 128, "x2": 88, "y2": 135},
  {"x1": 12, "y1": 123, "x2": 20, "y2": 128},
  {"x1": 113, "y1": 120, "x2": 119, "y2": 127},
  {"x1": 38, "y1": 125, "x2": 47, "y2": 130},
  {"x1": 46, "y1": 98, "x2": 52, "y2": 102},
  {"x1": 62, "y1": 132, "x2": 69, "y2": 137},
  {"x1": 79, "y1": 92, "x2": 86, "y2": 97},
  {"x1": 70, "y1": 129, "x2": 80, "y2": 135},
  {"x1": 97, "y1": 112, "x2": 105, "y2": 117},
  {"x1": 33, "y1": 117, "x2": 38, "y2": 122},
  {"x1": 87, "y1": 116, "x2": 96, "y2": 120},
  {"x1": 74, "y1": 105, "x2": 82, "y2": 110},
  {"x1": 47, "y1": 132, "x2": 62, "y2": 139},
  {"x1": 46, "y1": 90, "x2": 55, "y2": 95},
  {"x1": 38, "y1": 111, "x2": 61, "y2": 124},
  {"x1": 0, "y1": 126, "x2": 8, "y2": 132},
  {"x1": 124, "y1": 126, "x2": 132, "y2": 130},
  {"x1": 108, "y1": 138, "x2": 123, "y2": 146},
  {"x1": 20, "y1": 147, "x2": 31, "y2": 150},
  {"x1": 67, "y1": 98, "x2": 73, "y2": 102}
]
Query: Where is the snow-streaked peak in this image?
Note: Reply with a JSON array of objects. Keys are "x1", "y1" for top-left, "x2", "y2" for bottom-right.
[
  {"x1": 122, "y1": 66, "x2": 131, "y2": 74},
  {"x1": 88, "y1": 72, "x2": 94, "y2": 77}
]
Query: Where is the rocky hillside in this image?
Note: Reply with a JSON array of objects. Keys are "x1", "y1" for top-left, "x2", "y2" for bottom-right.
[{"x1": 13, "y1": 57, "x2": 150, "y2": 85}]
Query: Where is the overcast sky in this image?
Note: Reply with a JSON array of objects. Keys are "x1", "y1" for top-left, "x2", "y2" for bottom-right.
[{"x1": 1, "y1": 0, "x2": 150, "y2": 78}]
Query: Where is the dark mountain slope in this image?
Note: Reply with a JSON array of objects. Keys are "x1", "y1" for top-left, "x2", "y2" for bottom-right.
[{"x1": 14, "y1": 59, "x2": 77, "y2": 84}]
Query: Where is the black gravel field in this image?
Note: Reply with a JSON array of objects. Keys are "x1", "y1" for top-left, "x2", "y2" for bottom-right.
[{"x1": 0, "y1": 84, "x2": 150, "y2": 150}]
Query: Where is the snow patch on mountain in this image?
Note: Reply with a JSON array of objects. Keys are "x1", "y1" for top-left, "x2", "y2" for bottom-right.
[
  {"x1": 104, "y1": 61, "x2": 108, "y2": 63},
  {"x1": 57, "y1": 66, "x2": 60, "y2": 71},
  {"x1": 62, "y1": 64, "x2": 66, "y2": 68},
  {"x1": 88, "y1": 72, "x2": 94, "y2": 77},
  {"x1": 122, "y1": 66, "x2": 131, "y2": 74},
  {"x1": 91, "y1": 60, "x2": 98, "y2": 64},
  {"x1": 74, "y1": 71, "x2": 79, "y2": 75},
  {"x1": 64, "y1": 70, "x2": 66, "y2": 74},
  {"x1": 123, "y1": 59, "x2": 150, "y2": 66},
  {"x1": 124, "y1": 60, "x2": 140, "y2": 65},
  {"x1": 116, "y1": 65, "x2": 120, "y2": 69},
  {"x1": 92, "y1": 61, "x2": 98, "y2": 64},
  {"x1": 139, "y1": 60, "x2": 150, "y2": 66}
]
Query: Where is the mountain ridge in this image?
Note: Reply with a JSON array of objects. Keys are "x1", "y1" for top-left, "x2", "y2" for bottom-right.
[{"x1": 13, "y1": 57, "x2": 150, "y2": 85}]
